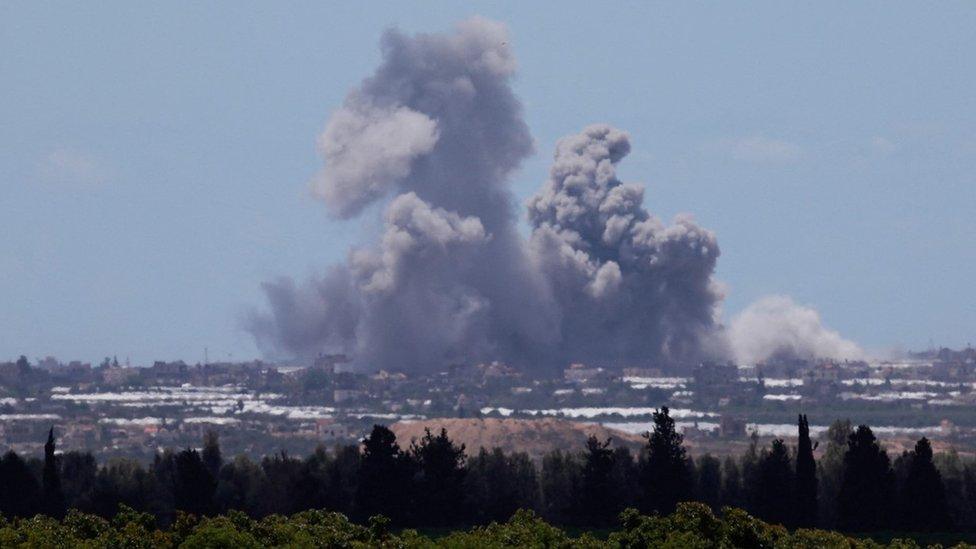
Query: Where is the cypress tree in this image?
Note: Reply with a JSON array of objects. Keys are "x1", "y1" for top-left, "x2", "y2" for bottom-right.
[
  {"x1": 900, "y1": 437, "x2": 951, "y2": 531},
  {"x1": 411, "y1": 428, "x2": 467, "y2": 527},
  {"x1": 42, "y1": 427, "x2": 66, "y2": 518},
  {"x1": 540, "y1": 449, "x2": 580, "y2": 525},
  {"x1": 0, "y1": 451, "x2": 41, "y2": 518},
  {"x1": 721, "y1": 455, "x2": 742, "y2": 509},
  {"x1": 356, "y1": 425, "x2": 414, "y2": 525},
  {"x1": 640, "y1": 406, "x2": 692, "y2": 514},
  {"x1": 694, "y1": 454, "x2": 722, "y2": 511},
  {"x1": 201, "y1": 431, "x2": 222, "y2": 478},
  {"x1": 755, "y1": 439, "x2": 794, "y2": 526},
  {"x1": 838, "y1": 425, "x2": 895, "y2": 531},
  {"x1": 173, "y1": 448, "x2": 216, "y2": 516},
  {"x1": 818, "y1": 419, "x2": 852, "y2": 528},
  {"x1": 795, "y1": 414, "x2": 818, "y2": 527},
  {"x1": 578, "y1": 436, "x2": 617, "y2": 526}
]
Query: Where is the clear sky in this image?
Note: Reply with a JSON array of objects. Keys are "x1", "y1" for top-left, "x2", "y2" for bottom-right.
[{"x1": 2, "y1": 2, "x2": 974, "y2": 365}]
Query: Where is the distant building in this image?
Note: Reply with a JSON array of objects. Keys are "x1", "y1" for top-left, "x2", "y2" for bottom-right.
[
  {"x1": 719, "y1": 415, "x2": 746, "y2": 438},
  {"x1": 100, "y1": 366, "x2": 138, "y2": 386},
  {"x1": 692, "y1": 362, "x2": 739, "y2": 405},
  {"x1": 315, "y1": 418, "x2": 349, "y2": 441},
  {"x1": 333, "y1": 389, "x2": 365, "y2": 404},
  {"x1": 314, "y1": 353, "x2": 349, "y2": 374},
  {"x1": 563, "y1": 363, "x2": 610, "y2": 384}
]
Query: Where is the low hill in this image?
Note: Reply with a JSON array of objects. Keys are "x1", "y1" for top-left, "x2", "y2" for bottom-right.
[{"x1": 390, "y1": 417, "x2": 645, "y2": 459}]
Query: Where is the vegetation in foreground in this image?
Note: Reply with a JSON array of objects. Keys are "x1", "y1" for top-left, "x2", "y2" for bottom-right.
[{"x1": 2, "y1": 502, "x2": 975, "y2": 549}]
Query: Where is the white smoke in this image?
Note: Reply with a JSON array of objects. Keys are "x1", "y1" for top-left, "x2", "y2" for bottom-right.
[
  {"x1": 312, "y1": 104, "x2": 440, "y2": 218},
  {"x1": 729, "y1": 295, "x2": 864, "y2": 365}
]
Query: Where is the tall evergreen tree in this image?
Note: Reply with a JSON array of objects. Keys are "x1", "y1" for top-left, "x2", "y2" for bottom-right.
[
  {"x1": 213, "y1": 455, "x2": 263, "y2": 515},
  {"x1": 577, "y1": 436, "x2": 618, "y2": 526},
  {"x1": 818, "y1": 418, "x2": 851, "y2": 528},
  {"x1": 356, "y1": 425, "x2": 413, "y2": 525},
  {"x1": 610, "y1": 447, "x2": 640, "y2": 511},
  {"x1": 755, "y1": 439, "x2": 794, "y2": 526},
  {"x1": 466, "y1": 447, "x2": 539, "y2": 524},
  {"x1": 60, "y1": 451, "x2": 97, "y2": 512},
  {"x1": 694, "y1": 454, "x2": 722, "y2": 511},
  {"x1": 322, "y1": 444, "x2": 360, "y2": 516},
  {"x1": 0, "y1": 451, "x2": 40, "y2": 518},
  {"x1": 900, "y1": 437, "x2": 951, "y2": 531},
  {"x1": 721, "y1": 455, "x2": 743, "y2": 509},
  {"x1": 962, "y1": 463, "x2": 976, "y2": 531},
  {"x1": 92, "y1": 459, "x2": 154, "y2": 518},
  {"x1": 173, "y1": 448, "x2": 216, "y2": 516},
  {"x1": 411, "y1": 428, "x2": 467, "y2": 527},
  {"x1": 42, "y1": 427, "x2": 66, "y2": 518},
  {"x1": 795, "y1": 414, "x2": 818, "y2": 527},
  {"x1": 201, "y1": 431, "x2": 222, "y2": 478},
  {"x1": 540, "y1": 449, "x2": 580, "y2": 525},
  {"x1": 934, "y1": 449, "x2": 968, "y2": 529},
  {"x1": 640, "y1": 406, "x2": 692, "y2": 514},
  {"x1": 838, "y1": 425, "x2": 895, "y2": 531}
]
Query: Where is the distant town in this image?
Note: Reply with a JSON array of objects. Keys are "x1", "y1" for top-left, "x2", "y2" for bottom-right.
[{"x1": 1, "y1": 346, "x2": 975, "y2": 461}]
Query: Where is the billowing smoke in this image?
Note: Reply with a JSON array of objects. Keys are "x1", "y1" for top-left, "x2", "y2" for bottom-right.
[
  {"x1": 728, "y1": 295, "x2": 864, "y2": 365},
  {"x1": 526, "y1": 125, "x2": 725, "y2": 367},
  {"x1": 248, "y1": 18, "x2": 855, "y2": 374},
  {"x1": 251, "y1": 17, "x2": 560, "y2": 372}
]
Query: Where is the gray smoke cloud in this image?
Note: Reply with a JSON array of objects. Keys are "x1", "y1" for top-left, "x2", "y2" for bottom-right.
[
  {"x1": 526, "y1": 125, "x2": 726, "y2": 367},
  {"x1": 249, "y1": 18, "x2": 853, "y2": 374},
  {"x1": 728, "y1": 295, "x2": 863, "y2": 365},
  {"x1": 251, "y1": 18, "x2": 560, "y2": 372}
]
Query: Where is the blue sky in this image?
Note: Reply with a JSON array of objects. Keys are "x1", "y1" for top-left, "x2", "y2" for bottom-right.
[{"x1": 2, "y1": 2, "x2": 974, "y2": 365}]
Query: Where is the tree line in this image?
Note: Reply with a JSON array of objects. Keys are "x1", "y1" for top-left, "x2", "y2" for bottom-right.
[{"x1": 2, "y1": 408, "x2": 975, "y2": 534}]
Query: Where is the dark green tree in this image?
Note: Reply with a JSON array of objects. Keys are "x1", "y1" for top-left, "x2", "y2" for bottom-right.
[
  {"x1": 755, "y1": 439, "x2": 793, "y2": 526},
  {"x1": 818, "y1": 418, "x2": 851, "y2": 528},
  {"x1": 173, "y1": 448, "x2": 216, "y2": 516},
  {"x1": 899, "y1": 437, "x2": 951, "y2": 531},
  {"x1": 324, "y1": 444, "x2": 361, "y2": 516},
  {"x1": 60, "y1": 451, "x2": 97, "y2": 512},
  {"x1": 838, "y1": 425, "x2": 895, "y2": 531},
  {"x1": 201, "y1": 431, "x2": 222, "y2": 478},
  {"x1": 740, "y1": 430, "x2": 761, "y2": 515},
  {"x1": 934, "y1": 449, "x2": 969, "y2": 529},
  {"x1": 213, "y1": 455, "x2": 263, "y2": 514},
  {"x1": 721, "y1": 455, "x2": 743, "y2": 509},
  {"x1": 795, "y1": 414, "x2": 818, "y2": 527},
  {"x1": 411, "y1": 428, "x2": 467, "y2": 527},
  {"x1": 577, "y1": 436, "x2": 618, "y2": 526},
  {"x1": 466, "y1": 447, "x2": 539, "y2": 524},
  {"x1": 962, "y1": 463, "x2": 976, "y2": 530},
  {"x1": 640, "y1": 406, "x2": 692, "y2": 514},
  {"x1": 540, "y1": 449, "x2": 580, "y2": 525},
  {"x1": 355, "y1": 425, "x2": 414, "y2": 525},
  {"x1": 610, "y1": 447, "x2": 640, "y2": 511},
  {"x1": 253, "y1": 451, "x2": 304, "y2": 516},
  {"x1": 694, "y1": 454, "x2": 722, "y2": 511},
  {"x1": 42, "y1": 427, "x2": 66, "y2": 518},
  {"x1": 0, "y1": 450, "x2": 40, "y2": 518},
  {"x1": 92, "y1": 459, "x2": 154, "y2": 518}
]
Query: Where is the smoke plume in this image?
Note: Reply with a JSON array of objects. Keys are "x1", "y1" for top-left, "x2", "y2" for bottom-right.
[
  {"x1": 728, "y1": 295, "x2": 863, "y2": 365},
  {"x1": 249, "y1": 18, "x2": 857, "y2": 373}
]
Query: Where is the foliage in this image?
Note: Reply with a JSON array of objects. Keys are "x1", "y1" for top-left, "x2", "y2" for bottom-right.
[
  {"x1": 2, "y1": 502, "x2": 966, "y2": 548},
  {"x1": 5, "y1": 415, "x2": 976, "y2": 542},
  {"x1": 640, "y1": 406, "x2": 692, "y2": 515}
]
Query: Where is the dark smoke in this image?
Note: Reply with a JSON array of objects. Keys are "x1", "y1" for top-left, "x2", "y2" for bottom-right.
[
  {"x1": 527, "y1": 125, "x2": 726, "y2": 368},
  {"x1": 248, "y1": 18, "x2": 728, "y2": 373}
]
